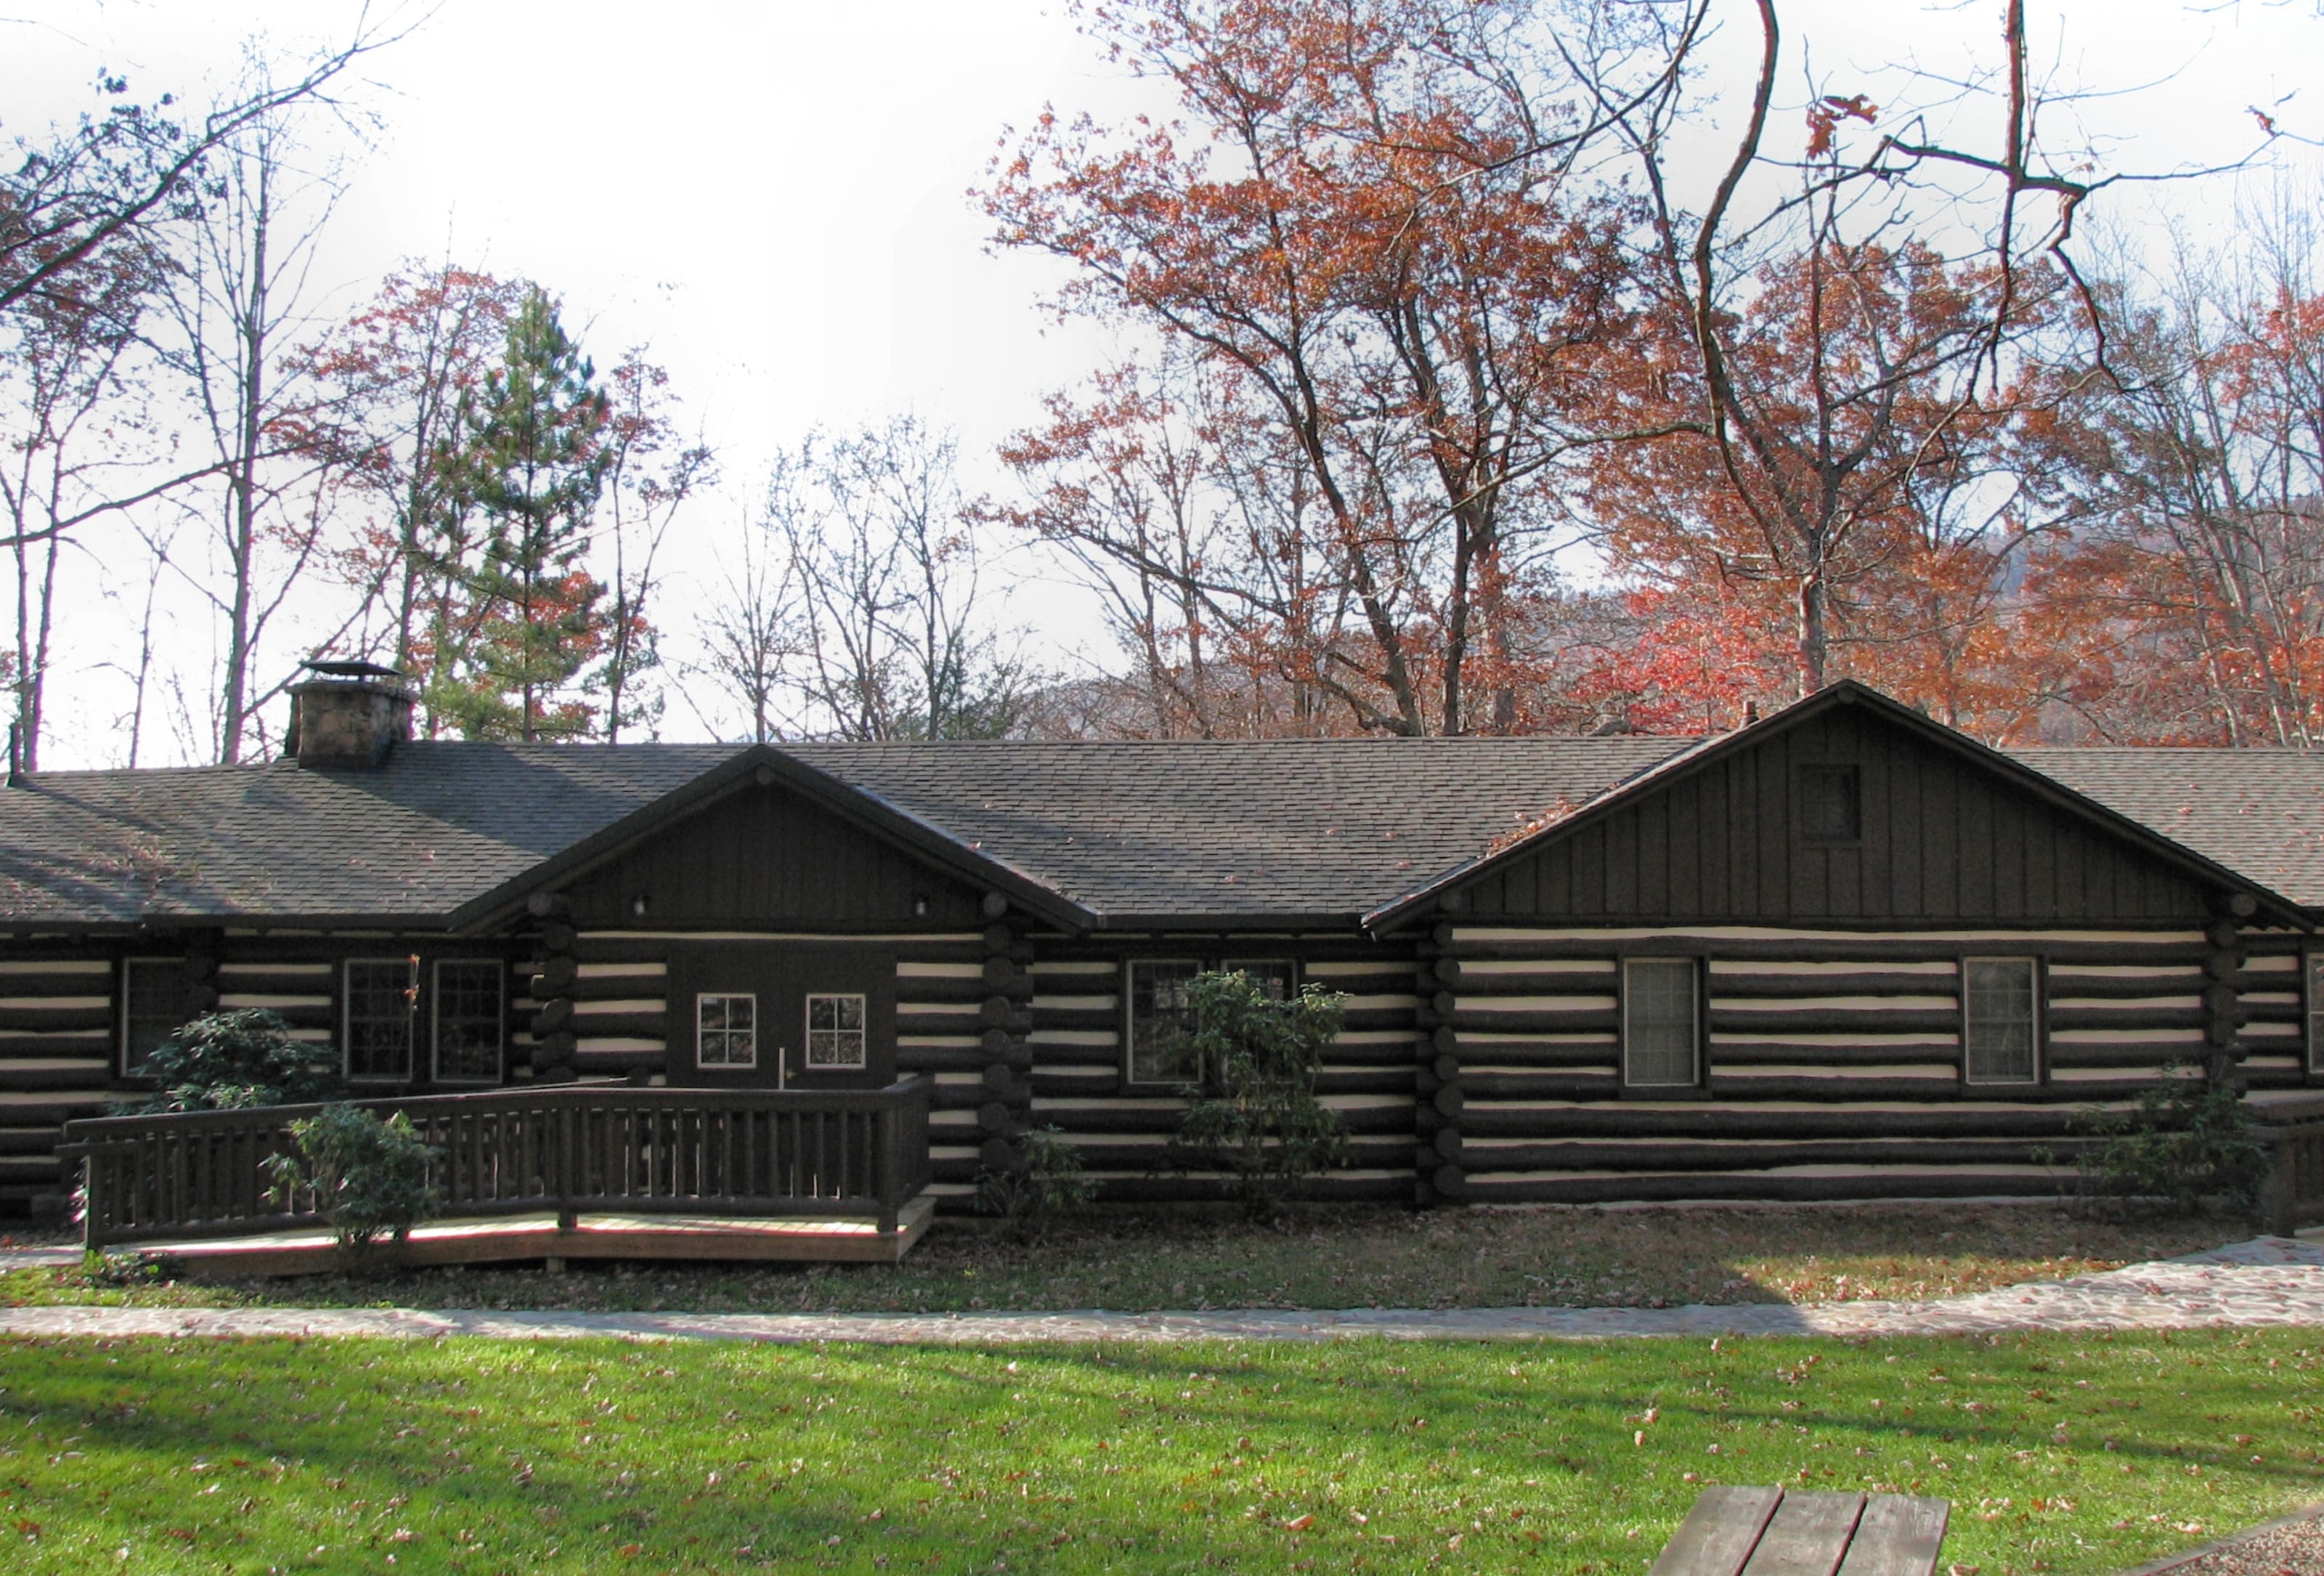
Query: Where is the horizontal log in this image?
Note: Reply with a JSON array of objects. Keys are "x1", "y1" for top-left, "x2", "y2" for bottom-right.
[
  {"x1": 1449, "y1": 1010, "x2": 1620, "y2": 1036},
  {"x1": 1703, "y1": 970, "x2": 1973, "y2": 1000},
  {"x1": 0, "y1": 972, "x2": 127, "y2": 998},
  {"x1": 895, "y1": 1045, "x2": 988, "y2": 1076},
  {"x1": 1447, "y1": 938, "x2": 2209, "y2": 967},
  {"x1": 1457, "y1": 1104, "x2": 2087, "y2": 1141},
  {"x1": 1464, "y1": 1169, "x2": 2062, "y2": 1206},
  {"x1": 1466, "y1": 1137, "x2": 2081, "y2": 1172},
  {"x1": 0, "y1": 1033, "x2": 110, "y2": 1059},
  {"x1": 1449, "y1": 1041, "x2": 1618, "y2": 1070},
  {"x1": 0, "y1": 1060, "x2": 111, "y2": 1091},
  {"x1": 2043, "y1": 1043, "x2": 2194, "y2": 1071}
]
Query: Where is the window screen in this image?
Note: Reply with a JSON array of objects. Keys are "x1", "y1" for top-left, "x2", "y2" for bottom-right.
[
  {"x1": 344, "y1": 958, "x2": 416, "y2": 1081},
  {"x1": 121, "y1": 958, "x2": 188, "y2": 1076},
  {"x1": 1125, "y1": 959, "x2": 1202, "y2": 1086},
  {"x1": 1623, "y1": 958, "x2": 1699, "y2": 1086},
  {"x1": 1965, "y1": 957, "x2": 2039, "y2": 1084},
  {"x1": 433, "y1": 960, "x2": 505, "y2": 1084},
  {"x1": 2308, "y1": 954, "x2": 2324, "y2": 1075},
  {"x1": 697, "y1": 993, "x2": 757, "y2": 1068},
  {"x1": 1800, "y1": 765, "x2": 1863, "y2": 842},
  {"x1": 805, "y1": 994, "x2": 867, "y2": 1068}
]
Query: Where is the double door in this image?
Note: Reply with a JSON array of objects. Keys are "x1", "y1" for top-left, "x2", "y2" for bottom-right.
[{"x1": 666, "y1": 941, "x2": 895, "y2": 1091}]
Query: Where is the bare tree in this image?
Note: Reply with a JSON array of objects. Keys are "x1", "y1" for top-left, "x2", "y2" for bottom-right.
[
  {"x1": 0, "y1": 9, "x2": 401, "y2": 321},
  {"x1": 694, "y1": 508, "x2": 795, "y2": 745},
  {"x1": 596, "y1": 352, "x2": 714, "y2": 742},
  {"x1": 154, "y1": 75, "x2": 359, "y2": 763},
  {"x1": 0, "y1": 237, "x2": 159, "y2": 767},
  {"x1": 695, "y1": 419, "x2": 1032, "y2": 743}
]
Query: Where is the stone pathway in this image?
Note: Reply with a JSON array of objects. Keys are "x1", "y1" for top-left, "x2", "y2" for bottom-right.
[{"x1": 2, "y1": 1235, "x2": 2320, "y2": 1345}]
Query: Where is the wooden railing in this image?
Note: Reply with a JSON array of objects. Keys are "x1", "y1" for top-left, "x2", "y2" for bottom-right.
[
  {"x1": 2256, "y1": 1094, "x2": 2324, "y2": 1238},
  {"x1": 60, "y1": 1077, "x2": 933, "y2": 1252}
]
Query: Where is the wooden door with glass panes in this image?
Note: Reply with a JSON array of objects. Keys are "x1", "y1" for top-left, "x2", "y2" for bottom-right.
[{"x1": 664, "y1": 941, "x2": 895, "y2": 1090}]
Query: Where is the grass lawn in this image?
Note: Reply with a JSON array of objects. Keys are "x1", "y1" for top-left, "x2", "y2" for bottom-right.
[
  {"x1": 0, "y1": 1329, "x2": 2316, "y2": 1575},
  {"x1": 0, "y1": 1204, "x2": 2238, "y2": 1315}
]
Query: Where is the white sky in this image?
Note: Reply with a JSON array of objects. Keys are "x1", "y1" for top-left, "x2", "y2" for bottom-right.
[{"x1": 3, "y1": 0, "x2": 2319, "y2": 764}]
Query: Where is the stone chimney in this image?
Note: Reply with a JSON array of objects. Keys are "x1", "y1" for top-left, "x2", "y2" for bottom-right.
[{"x1": 285, "y1": 659, "x2": 416, "y2": 768}]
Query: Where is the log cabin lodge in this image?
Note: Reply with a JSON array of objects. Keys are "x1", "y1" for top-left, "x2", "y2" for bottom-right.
[{"x1": 4, "y1": 661, "x2": 2323, "y2": 1222}]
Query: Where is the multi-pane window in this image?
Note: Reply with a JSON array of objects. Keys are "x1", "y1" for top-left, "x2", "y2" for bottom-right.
[
  {"x1": 805, "y1": 994, "x2": 868, "y2": 1069},
  {"x1": 697, "y1": 993, "x2": 757, "y2": 1068},
  {"x1": 1965, "y1": 957, "x2": 2039, "y2": 1084},
  {"x1": 433, "y1": 960, "x2": 505, "y2": 1084},
  {"x1": 1622, "y1": 958, "x2": 1699, "y2": 1087},
  {"x1": 1800, "y1": 765, "x2": 1863, "y2": 842},
  {"x1": 2307, "y1": 953, "x2": 2324, "y2": 1076},
  {"x1": 1221, "y1": 959, "x2": 1296, "y2": 1001},
  {"x1": 121, "y1": 957, "x2": 188, "y2": 1076},
  {"x1": 344, "y1": 958, "x2": 417, "y2": 1081},
  {"x1": 1125, "y1": 959, "x2": 1203, "y2": 1086}
]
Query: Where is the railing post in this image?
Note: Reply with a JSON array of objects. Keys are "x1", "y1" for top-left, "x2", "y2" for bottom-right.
[
  {"x1": 2260, "y1": 1124, "x2": 2293, "y2": 1239},
  {"x1": 556, "y1": 1100, "x2": 577, "y2": 1231},
  {"x1": 877, "y1": 1092, "x2": 901, "y2": 1235}
]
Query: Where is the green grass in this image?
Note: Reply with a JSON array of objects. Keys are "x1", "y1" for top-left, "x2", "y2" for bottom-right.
[
  {"x1": 0, "y1": 1330, "x2": 2316, "y2": 1574},
  {"x1": 0, "y1": 1204, "x2": 2238, "y2": 1315}
]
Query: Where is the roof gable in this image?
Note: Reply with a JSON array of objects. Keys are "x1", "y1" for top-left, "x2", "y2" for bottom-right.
[{"x1": 1367, "y1": 683, "x2": 2307, "y2": 930}]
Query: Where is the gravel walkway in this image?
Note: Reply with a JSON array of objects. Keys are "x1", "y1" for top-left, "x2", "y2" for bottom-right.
[
  {"x1": 2115, "y1": 1501, "x2": 2324, "y2": 1575},
  {"x1": 2, "y1": 1235, "x2": 2320, "y2": 1345}
]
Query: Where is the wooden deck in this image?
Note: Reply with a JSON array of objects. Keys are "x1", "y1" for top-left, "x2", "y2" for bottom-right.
[
  {"x1": 129, "y1": 1193, "x2": 938, "y2": 1278},
  {"x1": 1650, "y1": 1486, "x2": 1949, "y2": 1576}
]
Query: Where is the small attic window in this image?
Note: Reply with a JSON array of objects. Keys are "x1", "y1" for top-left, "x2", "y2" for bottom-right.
[{"x1": 1799, "y1": 765, "x2": 1862, "y2": 843}]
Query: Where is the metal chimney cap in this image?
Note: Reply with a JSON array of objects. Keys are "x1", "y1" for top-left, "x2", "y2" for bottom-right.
[{"x1": 303, "y1": 658, "x2": 407, "y2": 681}]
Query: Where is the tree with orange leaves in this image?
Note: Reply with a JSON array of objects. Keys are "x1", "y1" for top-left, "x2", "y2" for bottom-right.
[{"x1": 982, "y1": 0, "x2": 1654, "y2": 736}]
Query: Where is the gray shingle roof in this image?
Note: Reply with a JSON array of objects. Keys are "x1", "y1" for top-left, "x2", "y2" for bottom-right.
[
  {"x1": 789, "y1": 737, "x2": 1691, "y2": 921},
  {"x1": 0, "y1": 736, "x2": 1692, "y2": 927},
  {"x1": 2010, "y1": 747, "x2": 2324, "y2": 910},
  {"x1": 5, "y1": 731, "x2": 2321, "y2": 927},
  {"x1": 0, "y1": 744, "x2": 730, "y2": 925}
]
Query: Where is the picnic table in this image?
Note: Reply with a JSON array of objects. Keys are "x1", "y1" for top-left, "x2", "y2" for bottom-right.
[{"x1": 1650, "y1": 1486, "x2": 1949, "y2": 1576}]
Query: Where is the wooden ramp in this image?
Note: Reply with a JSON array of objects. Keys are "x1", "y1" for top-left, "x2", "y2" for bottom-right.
[{"x1": 131, "y1": 1195, "x2": 938, "y2": 1278}]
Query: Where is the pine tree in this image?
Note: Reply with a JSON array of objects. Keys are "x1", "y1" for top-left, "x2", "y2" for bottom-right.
[{"x1": 431, "y1": 288, "x2": 611, "y2": 740}]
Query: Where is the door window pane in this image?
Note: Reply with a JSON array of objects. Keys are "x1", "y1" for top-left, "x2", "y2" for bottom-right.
[
  {"x1": 434, "y1": 960, "x2": 505, "y2": 1084},
  {"x1": 345, "y1": 959, "x2": 416, "y2": 1082},
  {"x1": 1125, "y1": 959, "x2": 1202, "y2": 1086},
  {"x1": 1965, "y1": 957, "x2": 2039, "y2": 1084},
  {"x1": 697, "y1": 993, "x2": 757, "y2": 1068},
  {"x1": 805, "y1": 994, "x2": 867, "y2": 1068},
  {"x1": 122, "y1": 958, "x2": 188, "y2": 1076},
  {"x1": 1623, "y1": 958, "x2": 1699, "y2": 1086}
]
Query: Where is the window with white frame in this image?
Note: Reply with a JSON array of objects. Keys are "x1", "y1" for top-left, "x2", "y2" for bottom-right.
[
  {"x1": 805, "y1": 994, "x2": 868, "y2": 1069},
  {"x1": 344, "y1": 958, "x2": 417, "y2": 1081},
  {"x1": 1124, "y1": 958, "x2": 1203, "y2": 1086},
  {"x1": 432, "y1": 960, "x2": 505, "y2": 1084},
  {"x1": 1622, "y1": 957, "x2": 1699, "y2": 1087},
  {"x1": 1965, "y1": 956, "x2": 2039, "y2": 1084},
  {"x1": 121, "y1": 957, "x2": 188, "y2": 1076},
  {"x1": 696, "y1": 993, "x2": 757, "y2": 1068}
]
